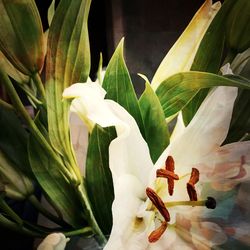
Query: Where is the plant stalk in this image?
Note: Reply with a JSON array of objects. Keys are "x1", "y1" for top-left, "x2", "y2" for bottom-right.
[{"x1": 0, "y1": 69, "x2": 74, "y2": 182}]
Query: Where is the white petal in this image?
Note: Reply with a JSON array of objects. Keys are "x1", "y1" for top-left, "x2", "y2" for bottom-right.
[
  {"x1": 191, "y1": 221, "x2": 227, "y2": 249},
  {"x1": 199, "y1": 141, "x2": 250, "y2": 191},
  {"x1": 151, "y1": 0, "x2": 221, "y2": 89},
  {"x1": 170, "y1": 112, "x2": 186, "y2": 142},
  {"x1": 220, "y1": 63, "x2": 234, "y2": 75},
  {"x1": 156, "y1": 86, "x2": 238, "y2": 175},
  {"x1": 107, "y1": 100, "x2": 153, "y2": 186},
  {"x1": 69, "y1": 113, "x2": 88, "y2": 176},
  {"x1": 64, "y1": 83, "x2": 153, "y2": 185},
  {"x1": 104, "y1": 174, "x2": 151, "y2": 250},
  {"x1": 147, "y1": 230, "x2": 177, "y2": 250},
  {"x1": 63, "y1": 82, "x2": 106, "y2": 99}
]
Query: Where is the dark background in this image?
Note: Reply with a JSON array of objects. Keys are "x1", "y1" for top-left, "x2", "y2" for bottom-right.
[{"x1": 0, "y1": 0, "x2": 206, "y2": 249}]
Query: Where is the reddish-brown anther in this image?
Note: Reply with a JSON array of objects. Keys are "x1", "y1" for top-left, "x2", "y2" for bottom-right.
[
  {"x1": 187, "y1": 168, "x2": 200, "y2": 201},
  {"x1": 156, "y1": 169, "x2": 179, "y2": 180},
  {"x1": 146, "y1": 187, "x2": 170, "y2": 222},
  {"x1": 164, "y1": 156, "x2": 177, "y2": 196},
  {"x1": 165, "y1": 156, "x2": 175, "y2": 172},
  {"x1": 148, "y1": 221, "x2": 168, "y2": 243}
]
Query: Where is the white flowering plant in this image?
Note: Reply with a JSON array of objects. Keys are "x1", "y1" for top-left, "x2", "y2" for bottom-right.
[{"x1": 0, "y1": 0, "x2": 250, "y2": 249}]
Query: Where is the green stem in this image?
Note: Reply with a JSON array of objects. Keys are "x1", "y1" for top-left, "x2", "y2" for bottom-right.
[
  {"x1": 0, "y1": 198, "x2": 23, "y2": 225},
  {"x1": 28, "y1": 195, "x2": 70, "y2": 228},
  {"x1": 0, "y1": 69, "x2": 74, "y2": 182},
  {"x1": 0, "y1": 214, "x2": 42, "y2": 237},
  {"x1": 32, "y1": 72, "x2": 46, "y2": 104},
  {"x1": 64, "y1": 227, "x2": 93, "y2": 237},
  {"x1": 77, "y1": 184, "x2": 107, "y2": 246}
]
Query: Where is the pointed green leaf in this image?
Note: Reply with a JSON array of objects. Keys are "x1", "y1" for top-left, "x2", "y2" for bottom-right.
[
  {"x1": 156, "y1": 72, "x2": 250, "y2": 118},
  {"x1": 0, "y1": 0, "x2": 45, "y2": 75},
  {"x1": 183, "y1": 0, "x2": 250, "y2": 125},
  {"x1": 151, "y1": 0, "x2": 221, "y2": 89},
  {"x1": 190, "y1": 0, "x2": 234, "y2": 73},
  {"x1": 28, "y1": 134, "x2": 86, "y2": 228},
  {"x1": 45, "y1": 0, "x2": 91, "y2": 172},
  {"x1": 224, "y1": 89, "x2": 250, "y2": 144},
  {"x1": 182, "y1": 0, "x2": 236, "y2": 125},
  {"x1": 224, "y1": 56, "x2": 250, "y2": 144},
  {"x1": 139, "y1": 79, "x2": 169, "y2": 163},
  {"x1": 102, "y1": 38, "x2": 145, "y2": 137},
  {"x1": 86, "y1": 125, "x2": 116, "y2": 235},
  {"x1": 225, "y1": 0, "x2": 250, "y2": 54}
]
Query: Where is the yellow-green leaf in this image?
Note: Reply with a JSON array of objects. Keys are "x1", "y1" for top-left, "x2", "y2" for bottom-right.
[
  {"x1": 45, "y1": 0, "x2": 91, "y2": 179},
  {"x1": 156, "y1": 72, "x2": 250, "y2": 118}
]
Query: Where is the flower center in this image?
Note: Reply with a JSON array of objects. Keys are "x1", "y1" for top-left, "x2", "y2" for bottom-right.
[{"x1": 145, "y1": 156, "x2": 216, "y2": 243}]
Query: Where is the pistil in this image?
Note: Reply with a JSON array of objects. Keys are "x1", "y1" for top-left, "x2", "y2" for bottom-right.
[{"x1": 165, "y1": 197, "x2": 216, "y2": 209}]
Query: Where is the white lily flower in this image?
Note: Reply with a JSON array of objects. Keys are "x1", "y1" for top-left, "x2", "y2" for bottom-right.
[
  {"x1": 63, "y1": 82, "x2": 250, "y2": 249},
  {"x1": 68, "y1": 71, "x2": 106, "y2": 174}
]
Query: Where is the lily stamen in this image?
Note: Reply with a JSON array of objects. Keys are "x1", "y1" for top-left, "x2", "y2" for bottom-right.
[
  {"x1": 165, "y1": 156, "x2": 177, "y2": 196},
  {"x1": 146, "y1": 187, "x2": 170, "y2": 222},
  {"x1": 148, "y1": 221, "x2": 168, "y2": 243},
  {"x1": 156, "y1": 169, "x2": 179, "y2": 180},
  {"x1": 187, "y1": 168, "x2": 200, "y2": 201},
  {"x1": 164, "y1": 197, "x2": 216, "y2": 209}
]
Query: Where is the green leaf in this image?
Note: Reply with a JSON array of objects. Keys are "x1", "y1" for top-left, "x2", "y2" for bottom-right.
[
  {"x1": 151, "y1": 0, "x2": 221, "y2": 90},
  {"x1": 0, "y1": 105, "x2": 31, "y2": 177},
  {"x1": 45, "y1": 0, "x2": 91, "y2": 175},
  {"x1": 28, "y1": 134, "x2": 86, "y2": 228},
  {"x1": 225, "y1": 0, "x2": 250, "y2": 54},
  {"x1": 224, "y1": 57, "x2": 250, "y2": 144},
  {"x1": 102, "y1": 38, "x2": 145, "y2": 137},
  {"x1": 86, "y1": 125, "x2": 116, "y2": 235},
  {"x1": 190, "y1": 1, "x2": 233, "y2": 73},
  {"x1": 0, "y1": 0, "x2": 45, "y2": 75},
  {"x1": 0, "y1": 150, "x2": 34, "y2": 200},
  {"x1": 182, "y1": 0, "x2": 236, "y2": 125},
  {"x1": 156, "y1": 71, "x2": 250, "y2": 118},
  {"x1": 224, "y1": 89, "x2": 250, "y2": 144},
  {"x1": 139, "y1": 78, "x2": 169, "y2": 163}
]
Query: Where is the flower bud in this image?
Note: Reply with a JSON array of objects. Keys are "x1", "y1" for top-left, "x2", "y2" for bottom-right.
[{"x1": 0, "y1": 0, "x2": 45, "y2": 75}]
